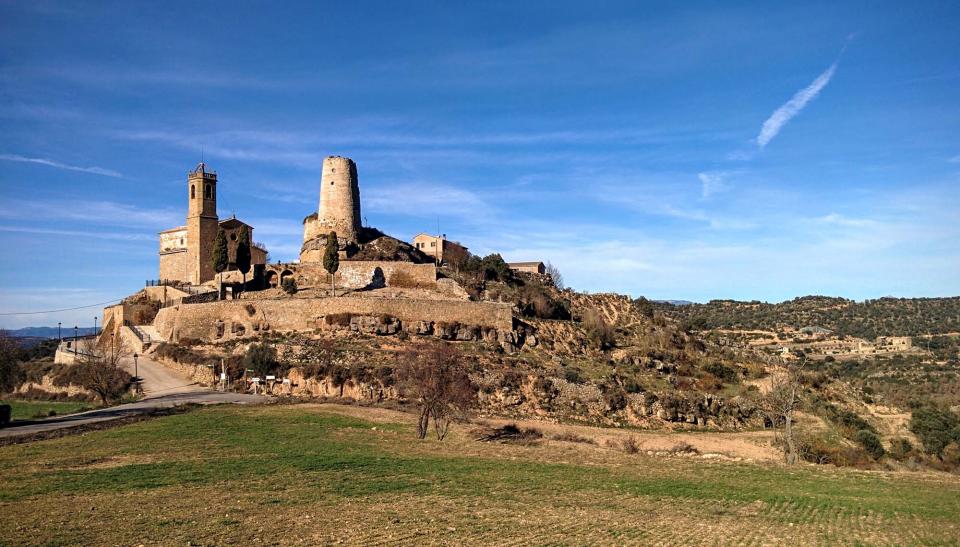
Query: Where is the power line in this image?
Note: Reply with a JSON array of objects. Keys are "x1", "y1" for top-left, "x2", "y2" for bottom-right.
[{"x1": 0, "y1": 297, "x2": 124, "y2": 316}]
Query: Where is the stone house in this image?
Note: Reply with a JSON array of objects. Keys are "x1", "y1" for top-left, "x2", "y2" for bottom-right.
[
  {"x1": 412, "y1": 233, "x2": 468, "y2": 266},
  {"x1": 508, "y1": 261, "x2": 545, "y2": 275}
]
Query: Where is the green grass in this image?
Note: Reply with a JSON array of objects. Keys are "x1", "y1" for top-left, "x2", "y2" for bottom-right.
[
  {"x1": 1, "y1": 404, "x2": 959, "y2": 545},
  {"x1": 1, "y1": 399, "x2": 94, "y2": 421}
]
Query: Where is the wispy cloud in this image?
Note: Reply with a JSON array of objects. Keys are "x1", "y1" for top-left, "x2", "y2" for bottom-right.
[
  {"x1": 698, "y1": 171, "x2": 730, "y2": 199},
  {"x1": 0, "y1": 153, "x2": 122, "y2": 178},
  {"x1": 948, "y1": 154, "x2": 960, "y2": 163},
  {"x1": 362, "y1": 183, "x2": 492, "y2": 219},
  {"x1": 0, "y1": 198, "x2": 180, "y2": 229},
  {"x1": 756, "y1": 61, "x2": 838, "y2": 148},
  {"x1": 0, "y1": 225, "x2": 154, "y2": 242}
]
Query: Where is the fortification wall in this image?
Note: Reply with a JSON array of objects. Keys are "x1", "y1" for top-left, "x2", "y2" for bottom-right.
[
  {"x1": 154, "y1": 296, "x2": 513, "y2": 342},
  {"x1": 264, "y1": 261, "x2": 437, "y2": 290}
]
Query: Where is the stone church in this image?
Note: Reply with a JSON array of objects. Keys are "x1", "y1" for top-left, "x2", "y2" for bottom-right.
[{"x1": 158, "y1": 163, "x2": 267, "y2": 285}]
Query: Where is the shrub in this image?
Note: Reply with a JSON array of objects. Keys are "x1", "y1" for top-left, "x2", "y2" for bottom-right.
[
  {"x1": 480, "y1": 254, "x2": 512, "y2": 283},
  {"x1": 909, "y1": 406, "x2": 960, "y2": 456},
  {"x1": 243, "y1": 342, "x2": 283, "y2": 377},
  {"x1": 281, "y1": 277, "x2": 297, "y2": 294},
  {"x1": 942, "y1": 442, "x2": 960, "y2": 468},
  {"x1": 550, "y1": 431, "x2": 596, "y2": 444},
  {"x1": 244, "y1": 304, "x2": 256, "y2": 316},
  {"x1": 475, "y1": 423, "x2": 542, "y2": 445},
  {"x1": 325, "y1": 313, "x2": 353, "y2": 327},
  {"x1": 668, "y1": 442, "x2": 699, "y2": 455},
  {"x1": 563, "y1": 367, "x2": 583, "y2": 384},
  {"x1": 621, "y1": 436, "x2": 640, "y2": 454},
  {"x1": 889, "y1": 437, "x2": 914, "y2": 461},
  {"x1": 583, "y1": 308, "x2": 614, "y2": 350},
  {"x1": 603, "y1": 386, "x2": 627, "y2": 411},
  {"x1": 704, "y1": 361, "x2": 740, "y2": 384},
  {"x1": 854, "y1": 429, "x2": 886, "y2": 459},
  {"x1": 0, "y1": 404, "x2": 10, "y2": 426},
  {"x1": 0, "y1": 332, "x2": 24, "y2": 393},
  {"x1": 387, "y1": 270, "x2": 429, "y2": 289}
]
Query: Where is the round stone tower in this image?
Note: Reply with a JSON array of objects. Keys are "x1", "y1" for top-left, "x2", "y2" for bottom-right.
[{"x1": 316, "y1": 155, "x2": 361, "y2": 243}]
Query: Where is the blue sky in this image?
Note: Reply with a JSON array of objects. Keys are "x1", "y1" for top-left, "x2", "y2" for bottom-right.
[{"x1": 1, "y1": 1, "x2": 958, "y2": 329}]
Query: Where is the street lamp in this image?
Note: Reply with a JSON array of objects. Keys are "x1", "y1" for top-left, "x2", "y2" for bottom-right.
[
  {"x1": 58, "y1": 322, "x2": 61, "y2": 342},
  {"x1": 73, "y1": 326, "x2": 78, "y2": 354},
  {"x1": 133, "y1": 353, "x2": 139, "y2": 394},
  {"x1": 94, "y1": 316, "x2": 98, "y2": 336}
]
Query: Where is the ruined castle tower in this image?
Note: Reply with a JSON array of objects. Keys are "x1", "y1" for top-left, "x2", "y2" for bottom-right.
[
  {"x1": 186, "y1": 163, "x2": 219, "y2": 284},
  {"x1": 301, "y1": 156, "x2": 361, "y2": 261},
  {"x1": 317, "y1": 155, "x2": 361, "y2": 243}
]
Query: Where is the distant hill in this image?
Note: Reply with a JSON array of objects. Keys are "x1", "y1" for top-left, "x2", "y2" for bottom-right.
[
  {"x1": 2, "y1": 326, "x2": 97, "y2": 339},
  {"x1": 652, "y1": 299, "x2": 695, "y2": 306},
  {"x1": 654, "y1": 295, "x2": 960, "y2": 340}
]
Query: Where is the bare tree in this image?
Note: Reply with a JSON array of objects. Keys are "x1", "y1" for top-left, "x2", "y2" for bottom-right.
[
  {"x1": 57, "y1": 335, "x2": 133, "y2": 405},
  {"x1": 396, "y1": 343, "x2": 476, "y2": 440},
  {"x1": 544, "y1": 261, "x2": 564, "y2": 290},
  {"x1": 0, "y1": 330, "x2": 24, "y2": 394},
  {"x1": 765, "y1": 359, "x2": 806, "y2": 465}
]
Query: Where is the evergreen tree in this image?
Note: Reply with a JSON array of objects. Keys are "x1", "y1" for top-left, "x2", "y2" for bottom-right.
[
  {"x1": 236, "y1": 226, "x2": 252, "y2": 290},
  {"x1": 323, "y1": 231, "x2": 340, "y2": 294},
  {"x1": 211, "y1": 228, "x2": 229, "y2": 297}
]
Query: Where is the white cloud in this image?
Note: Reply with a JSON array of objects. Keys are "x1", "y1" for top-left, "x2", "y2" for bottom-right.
[
  {"x1": 0, "y1": 225, "x2": 155, "y2": 242},
  {"x1": 698, "y1": 171, "x2": 730, "y2": 199},
  {"x1": 0, "y1": 198, "x2": 180, "y2": 229},
  {"x1": 363, "y1": 182, "x2": 491, "y2": 219},
  {"x1": 756, "y1": 62, "x2": 838, "y2": 148},
  {"x1": 0, "y1": 153, "x2": 122, "y2": 177}
]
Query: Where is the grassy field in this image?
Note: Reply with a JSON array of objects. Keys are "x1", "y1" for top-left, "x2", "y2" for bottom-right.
[
  {"x1": 1, "y1": 400, "x2": 94, "y2": 421},
  {"x1": 1, "y1": 404, "x2": 959, "y2": 545}
]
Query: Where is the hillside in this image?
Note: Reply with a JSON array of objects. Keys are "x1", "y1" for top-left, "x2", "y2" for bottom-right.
[{"x1": 655, "y1": 296, "x2": 960, "y2": 340}]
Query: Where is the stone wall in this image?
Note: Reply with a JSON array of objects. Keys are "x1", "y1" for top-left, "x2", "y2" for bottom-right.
[
  {"x1": 154, "y1": 296, "x2": 513, "y2": 342},
  {"x1": 159, "y1": 250, "x2": 188, "y2": 286},
  {"x1": 264, "y1": 261, "x2": 437, "y2": 291}
]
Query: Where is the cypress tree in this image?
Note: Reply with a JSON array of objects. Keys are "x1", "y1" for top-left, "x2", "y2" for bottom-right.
[
  {"x1": 323, "y1": 231, "x2": 340, "y2": 294},
  {"x1": 236, "y1": 226, "x2": 252, "y2": 290},
  {"x1": 211, "y1": 228, "x2": 229, "y2": 297}
]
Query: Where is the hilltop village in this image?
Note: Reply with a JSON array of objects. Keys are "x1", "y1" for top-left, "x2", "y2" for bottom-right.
[
  {"x1": 15, "y1": 153, "x2": 957, "y2": 474},
  {"x1": 53, "y1": 157, "x2": 944, "y2": 422}
]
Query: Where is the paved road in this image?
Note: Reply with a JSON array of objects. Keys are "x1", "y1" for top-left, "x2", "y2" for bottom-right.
[{"x1": 1, "y1": 354, "x2": 265, "y2": 439}]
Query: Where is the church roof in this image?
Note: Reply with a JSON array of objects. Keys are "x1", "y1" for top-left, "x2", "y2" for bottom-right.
[{"x1": 219, "y1": 217, "x2": 253, "y2": 229}]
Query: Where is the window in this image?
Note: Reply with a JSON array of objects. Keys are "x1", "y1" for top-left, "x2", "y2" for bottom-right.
[
  {"x1": 430, "y1": 242, "x2": 436, "y2": 247},
  {"x1": 191, "y1": 185, "x2": 195, "y2": 199},
  {"x1": 205, "y1": 184, "x2": 212, "y2": 199}
]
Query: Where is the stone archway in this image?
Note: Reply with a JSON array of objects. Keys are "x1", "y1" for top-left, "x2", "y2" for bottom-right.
[{"x1": 265, "y1": 270, "x2": 278, "y2": 288}]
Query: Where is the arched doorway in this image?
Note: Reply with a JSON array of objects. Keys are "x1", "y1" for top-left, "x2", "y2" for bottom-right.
[{"x1": 265, "y1": 271, "x2": 278, "y2": 288}]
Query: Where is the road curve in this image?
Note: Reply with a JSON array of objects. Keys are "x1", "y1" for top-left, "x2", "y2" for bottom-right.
[{"x1": 1, "y1": 354, "x2": 266, "y2": 439}]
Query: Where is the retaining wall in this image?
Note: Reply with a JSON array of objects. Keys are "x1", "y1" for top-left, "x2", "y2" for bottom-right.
[{"x1": 154, "y1": 296, "x2": 513, "y2": 342}]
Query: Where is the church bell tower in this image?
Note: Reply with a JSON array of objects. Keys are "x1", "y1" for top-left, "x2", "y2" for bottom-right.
[{"x1": 186, "y1": 163, "x2": 219, "y2": 284}]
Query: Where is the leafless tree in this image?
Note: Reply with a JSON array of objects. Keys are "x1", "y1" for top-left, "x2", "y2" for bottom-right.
[
  {"x1": 396, "y1": 343, "x2": 476, "y2": 440},
  {"x1": 544, "y1": 261, "x2": 564, "y2": 290},
  {"x1": 0, "y1": 330, "x2": 24, "y2": 393},
  {"x1": 58, "y1": 334, "x2": 133, "y2": 405},
  {"x1": 765, "y1": 358, "x2": 806, "y2": 464}
]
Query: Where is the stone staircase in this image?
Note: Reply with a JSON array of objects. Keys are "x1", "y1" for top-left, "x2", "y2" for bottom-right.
[{"x1": 124, "y1": 325, "x2": 164, "y2": 353}]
